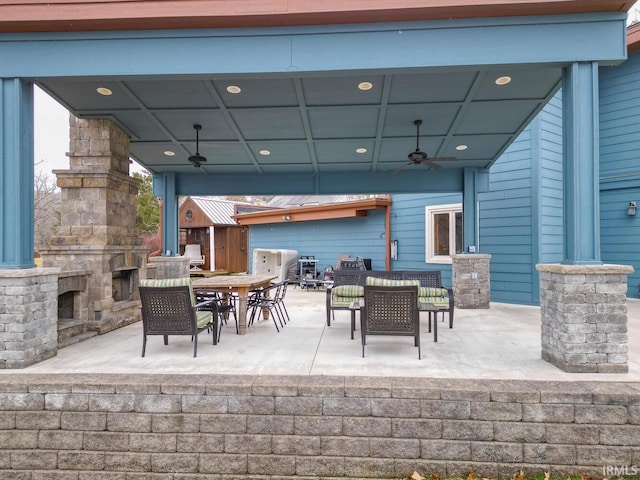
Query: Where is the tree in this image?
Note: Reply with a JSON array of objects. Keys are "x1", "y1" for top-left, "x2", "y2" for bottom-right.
[
  {"x1": 34, "y1": 171, "x2": 60, "y2": 249},
  {"x1": 134, "y1": 172, "x2": 160, "y2": 234}
]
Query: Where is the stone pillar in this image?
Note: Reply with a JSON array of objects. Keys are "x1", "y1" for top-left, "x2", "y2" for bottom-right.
[
  {"x1": 148, "y1": 256, "x2": 190, "y2": 279},
  {"x1": 536, "y1": 263, "x2": 634, "y2": 373},
  {"x1": 452, "y1": 254, "x2": 491, "y2": 309},
  {"x1": 0, "y1": 268, "x2": 59, "y2": 368}
]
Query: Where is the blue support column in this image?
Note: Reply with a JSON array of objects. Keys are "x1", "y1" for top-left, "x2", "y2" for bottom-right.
[
  {"x1": 462, "y1": 168, "x2": 480, "y2": 253},
  {"x1": 153, "y1": 173, "x2": 179, "y2": 257},
  {"x1": 562, "y1": 62, "x2": 602, "y2": 265},
  {"x1": 0, "y1": 79, "x2": 34, "y2": 268}
]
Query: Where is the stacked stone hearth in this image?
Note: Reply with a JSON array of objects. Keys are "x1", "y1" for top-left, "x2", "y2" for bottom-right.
[{"x1": 40, "y1": 116, "x2": 147, "y2": 336}]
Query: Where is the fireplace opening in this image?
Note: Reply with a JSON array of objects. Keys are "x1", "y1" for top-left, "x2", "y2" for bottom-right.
[
  {"x1": 112, "y1": 268, "x2": 135, "y2": 302},
  {"x1": 58, "y1": 291, "x2": 74, "y2": 320}
]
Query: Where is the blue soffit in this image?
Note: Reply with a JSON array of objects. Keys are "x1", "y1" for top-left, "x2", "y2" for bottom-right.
[{"x1": 0, "y1": 12, "x2": 627, "y2": 195}]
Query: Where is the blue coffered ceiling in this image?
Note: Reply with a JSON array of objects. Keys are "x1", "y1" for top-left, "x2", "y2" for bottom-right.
[{"x1": 3, "y1": 11, "x2": 624, "y2": 193}]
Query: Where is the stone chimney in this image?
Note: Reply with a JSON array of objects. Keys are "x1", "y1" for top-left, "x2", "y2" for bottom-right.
[{"x1": 40, "y1": 116, "x2": 148, "y2": 334}]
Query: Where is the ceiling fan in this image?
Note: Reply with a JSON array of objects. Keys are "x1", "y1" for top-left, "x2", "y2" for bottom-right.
[
  {"x1": 392, "y1": 119, "x2": 457, "y2": 174},
  {"x1": 188, "y1": 124, "x2": 207, "y2": 167}
]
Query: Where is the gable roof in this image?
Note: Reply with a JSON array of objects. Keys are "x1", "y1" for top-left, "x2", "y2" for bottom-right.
[
  {"x1": 267, "y1": 195, "x2": 373, "y2": 208},
  {"x1": 187, "y1": 196, "x2": 250, "y2": 226}
]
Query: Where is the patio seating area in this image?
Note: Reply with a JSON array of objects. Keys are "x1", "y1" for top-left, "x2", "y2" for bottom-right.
[{"x1": 10, "y1": 288, "x2": 640, "y2": 381}]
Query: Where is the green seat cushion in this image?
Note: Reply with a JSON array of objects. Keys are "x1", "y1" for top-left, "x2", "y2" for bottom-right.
[
  {"x1": 419, "y1": 297, "x2": 450, "y2": 309},
  {"x1": 195, "y1": 310, "x2": 212, "y2": 329},
  {"x1": 365, "y1": 277, "x2": 420, "y2": 288},
  {"x1": 331, "y1": 296, "x2": 363, "y2": 308},
  {"x1": 139, "y1": 277, "x2": 195, "y2": 305},
  {"x1": 419, "y1": 287, "x2": 448, "y2": 298},
  {"x1": 332, "y1": 285, "x2": 364, "y2": 297}
]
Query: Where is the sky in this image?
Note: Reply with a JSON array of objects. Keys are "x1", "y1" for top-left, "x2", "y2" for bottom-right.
[
  {"x1": 34, "y1": 86, "x2": 72, "y2": 175},
  {"x1": 34, "y1": 86, "x2": 147, "y2": 176},
  {"x1": 33, "y1": 2, "x2": 640, "y2": 176}
]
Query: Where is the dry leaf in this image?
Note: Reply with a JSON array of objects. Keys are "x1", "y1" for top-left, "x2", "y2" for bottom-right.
[
  {"x1": 544, "y1": 472, "x2": 550, "y2": 480},
  {"x1": 466, "y1": 469, "x2": 477, "y2": 480},
  {"x1": 512, "y1": 469, "x2": 525, "y2": 480},
  {"x1": 411, "y1": 471, "x2": 425, "y2": 480}
]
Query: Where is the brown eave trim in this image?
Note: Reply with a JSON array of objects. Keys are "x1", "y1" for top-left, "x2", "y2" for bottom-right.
[
  {"x1": 0, "y1": 0, "x2": 635, "y2": 33},
  {"x1": 628, "y1": 23, "x2": 640, "y2": 53},
  {"x1": 234, "y1": 198, "x2": 392, "y2": 225}
]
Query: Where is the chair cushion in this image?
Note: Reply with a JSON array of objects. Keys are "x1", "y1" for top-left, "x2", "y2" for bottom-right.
[
  {"x1": 419, "y1": 297, "x2": 450, "y2": 309},
  {"x1": 332, "y1": 285, "x2": 365, "y2": 297},
  {"x1": 331, "y1": 296, "x2": 363, "y2": 308},
  {"x1": 195, "y1": 310, "x2": 212, "y2": 329},
  {"x1": 140, "y1": 277, "x2": 195, "y2": 305},
  {"x1": 365, "y1": 277, "x2": 420, "y2": 288},
  {"x1": 419, "y1": 287, "x2": 448, "y2": 298}
]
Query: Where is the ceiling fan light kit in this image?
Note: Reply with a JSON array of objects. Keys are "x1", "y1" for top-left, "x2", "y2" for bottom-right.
[{"x1": 188, "y1": 124, "x2": 207, "y2": 167}]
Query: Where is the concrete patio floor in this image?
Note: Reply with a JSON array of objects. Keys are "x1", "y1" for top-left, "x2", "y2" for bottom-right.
[{"x1": 9, "y1": 287, "x2": 640, "y2": 381}]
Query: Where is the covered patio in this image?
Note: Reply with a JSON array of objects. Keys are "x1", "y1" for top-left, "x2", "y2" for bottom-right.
[
  {"x1": 14, "y1": 288, "x2": 640, "y2": 381},
  {"x1": 0, "y1": 3, "x2": 639, "y2": 476}
]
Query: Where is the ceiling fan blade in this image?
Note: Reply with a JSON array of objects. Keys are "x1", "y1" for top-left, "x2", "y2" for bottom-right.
[
  {"x1": 391, "y1": 162, "x2": 413, "y2": 175},
  {"x1": 428, "y1": 156, "x2": 457, "y2": 162},
  {"x1": 423, "y1": 160, "x2": 442, "y2": 169}
]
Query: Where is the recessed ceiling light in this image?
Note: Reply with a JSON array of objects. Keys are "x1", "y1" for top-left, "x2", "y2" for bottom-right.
[
  {"x1": 226, "y1": 85, "x2": 242, "y2": 94},
  {"x1": 358, "y1": 81, "x2": 373, "y2": 91},
  {"x1": 456, "y1": 145, "x2": 468, "y2": 151},
  {"x1": 96, "y1": 87, "x2": 112, "y2": 96},
  {"x1": 163, "y1": 151, "x2": 175, "y2": 156},
  {"x1": 495, "y1": 76, "x2": 512, "y2": 86},
  {"x1": 356, "y1": 148, "x2": 367, "y2": 154},
  {"x1": 259, "y1": 150, "x2": 271, "y2": 156}
]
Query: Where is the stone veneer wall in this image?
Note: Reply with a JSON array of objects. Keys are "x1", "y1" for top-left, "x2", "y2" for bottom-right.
[
  {"x1": 452, "y1": 254, "x2": 491, "y2": 309},
  {"x1": 0, "y1": 374, "x2": 638, "y2": 479},
  {"x1": 148, "y1": 256, "x2": 190, "y2": 280},
  {"x1": 0, "y1": 269, "x2": 59, "y2": 368},
  {"x1": 536, "y1": 263, "x2": 634, "y2": 374}
]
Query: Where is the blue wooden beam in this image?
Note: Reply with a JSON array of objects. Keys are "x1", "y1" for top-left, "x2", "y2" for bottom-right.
[
  {"x1": 562, "y1": 62, "x2": 601, "y2": 265},
  {"x1": 0, "y1": 13, "x2": 627, "y2": 78},
  {"x1": 0, "y1": 79, "x2": 35, "y2": 268},
  {"x1": 462, "y1": 168, "x2": 481, "y2": 253},
  {"x1": 169, "y1": 170, "x2": 464, "y2": 196}
]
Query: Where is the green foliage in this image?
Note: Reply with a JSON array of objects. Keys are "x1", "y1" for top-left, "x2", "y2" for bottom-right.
[{"x1": 134, "y1": 172, "x2": 160, "y2": 234}]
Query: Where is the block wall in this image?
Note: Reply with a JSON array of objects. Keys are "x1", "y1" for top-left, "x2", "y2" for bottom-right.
[
  {"x1": 0, "y1": 269, "x2": 59, "y2": 369},
  {"x1": 0, "y1": 374, "x2": 638, "y2": 479}
]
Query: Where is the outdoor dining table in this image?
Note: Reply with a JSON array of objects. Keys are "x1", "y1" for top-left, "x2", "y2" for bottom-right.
[{"x1": 192, "y1": 274, "x2": 277, "y2": 334}]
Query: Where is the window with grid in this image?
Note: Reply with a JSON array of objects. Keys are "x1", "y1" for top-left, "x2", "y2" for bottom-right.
[{"x1": 425, "y1": 204, "x2": 462, "y2": 264}]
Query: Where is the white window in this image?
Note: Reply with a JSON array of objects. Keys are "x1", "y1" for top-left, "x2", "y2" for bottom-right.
[{"x1": 425, "y1": 203, "x2": 463, "y2": 264}]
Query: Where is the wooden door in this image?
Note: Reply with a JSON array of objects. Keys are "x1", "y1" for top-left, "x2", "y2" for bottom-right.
[
  {"x1": 226, "y1": 227, "x2": 248, "y2": 272},
  {"x1": 214, "y1": 228, "x2": 226, "y2": 271}
]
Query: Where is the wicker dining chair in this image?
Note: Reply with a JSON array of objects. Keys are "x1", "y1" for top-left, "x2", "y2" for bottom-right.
[
  {"x1": 195, "y1": 288, "x2": 238, "y2": 341},
  {"x1": 139, "y1": 285, "x2": 218, "y2": 357},
  {"x1": 361, "y1": 285, "x2": 421, "y2": 359}
]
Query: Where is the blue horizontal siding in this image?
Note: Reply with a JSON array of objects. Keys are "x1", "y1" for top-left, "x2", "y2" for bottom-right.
[
  {"x1": 478, "y1": 118, "x2": 537, "y2": 305},
  {"x1": 390, "y1": 193, "x2": 460, "y2": 286},
  {"x1": 598, "y1": 51, "x2": 640, "y2": 297},
  {"x1": 249, "y1": 210, "x2": 387, "y2": 273},
  {"x1": 537, "y1": 92, "x2": 563, "y2": 269}
]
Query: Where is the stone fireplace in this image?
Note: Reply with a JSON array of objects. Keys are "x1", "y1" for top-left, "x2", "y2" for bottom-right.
[{"x1": 40, "y1": 116, "x2": 148, "y2": 335}]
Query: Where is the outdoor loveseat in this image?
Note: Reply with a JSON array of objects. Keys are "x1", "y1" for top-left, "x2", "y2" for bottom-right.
[{"x1": 326, "y1": 269, "x2": 454, "y2": 331}]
